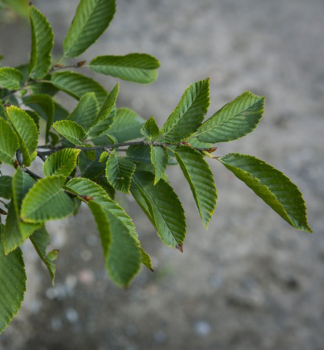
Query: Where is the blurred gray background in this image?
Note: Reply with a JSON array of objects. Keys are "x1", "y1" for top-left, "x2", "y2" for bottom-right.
[{"x1": 0, "y1": 0, "x2": 324, "y2": 349}]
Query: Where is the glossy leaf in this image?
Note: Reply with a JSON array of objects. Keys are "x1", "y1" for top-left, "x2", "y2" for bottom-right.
[
  {"x1": 21, "y1": 175, "x2": 76, "y2": 223},
  {"x1": 6, "y1": 106, "x2": 38, "y2": 167},
  {"x1": 196, "y1": 91, "x2": 265, "y2": 143},
  {"x1": 0, "y1": 118, "x2": 19, "y2": 165},
  {"x1": 220, "y1": 153, "x2": 312, "y2": 232},
  {"x1": 63, "y1": 0, "x2": 116, "y2": 57},
  {"x1": 53, "y1": 120, "x2": 86, "y2": 145},
  {"x1": 0, "y1": 67, "x2": 23, "y2": 89},
  {"x1": 174, "y1": 146, "x2": 217, "y2": 228},
  {"x1": 131, "y1": 171, "x2": 186, "y2": 249},
  {"x1": 0, "y1": 225, "x2": 26, "y2": 335},
  {"x1": 89, "y1": 53, "x2": 160, "y2": 84},
  {"x1": 161, "y1": 79, "x2": 209, "y2": 142},
  {"x1": 43, "y1": 148, "x2": 81, "y2": 177},
  {"x1": 51, "y1": 71, "x2": 107, "y2": 105},
  {"x1": 29, "y1": 6, "x2": 54, "y2": 79},
  {"x1": 106, "y1": 153, "x2": 136, "y2": 194}
]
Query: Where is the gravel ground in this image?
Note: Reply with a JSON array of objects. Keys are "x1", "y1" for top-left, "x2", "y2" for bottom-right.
[{"x1": 0, "y1": 0, "x2": 324, "y2": 349}]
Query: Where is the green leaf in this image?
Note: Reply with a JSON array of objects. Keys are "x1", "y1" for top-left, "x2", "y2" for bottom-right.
[
  {"x1": 6, "y1": 106, "x2": 38, "y2": 167},
  {"x1": 126, "y1": 145, "x2": 151, "y2": 164},
  {"x1": 21, "y1": 175, "x2": 76, "y2": 223},
  {"x1": 63, "y1": 0, "x2": 116, "y2": 57},
  {"x1": 196, "y1": 91, "x2": 265, "y2": 143},
  {"x1": 43, "y1": 148, "x2": 81, "y2": 177},
  {"x1": 53, "y1": 102, "x2": 69, "y2": 122},
  {"x1": 4, "y1": 169, "x2": 41, "y2": 254},
  {"x1": 219, "y1": 153, "x2": 312, "y2": 232},
  {"x1": 88, "y1": 200, "x2": 141, "y2": 287},
  {"x1": 161, "y1": 79, "x2": 209, "y2": 143},
  {"x1": 30, "y1": 227, "x2": 58, "y2": 285},
  {"x1": 67, "y1": 92, "x2": 99, "y2": 131},
  {"x1": 25, "y1": 110, "x2": 40, "y2": 131},
  {"x1": 89, "y1": 53, "x2": 160, "y2": 84},
  {"x1": 108, "y1": 108, "x2": 145, "y2": 142},
  {"x1": 29, "y1": 6, "x2": 54, "y2": 79},
  {"x1": 0, "y1": 176, "x2": 12, "y2": 199},
  {"x1": 51, "y1": 71, "x2": 107, "y2": 105},
  {"x1": 131, "y1": 171, "x2": 186, "y2": 249},
  {"x1": 150, "y1": 146, "x2": 168, "y2": 185},
  {"x1": 88, "y1": 83, "x2": 119, "y2": 138},
  {"x1": 0, "y1": 67, "x2": 23, "y2": 89},
  {"x1": 53, "y1": 120, "x2": 86, "y2": 145},
  {"x1": 141, "y1": 116, "x2": 159, "y2": 140},
  {"x1": 0, "y1": 118, "x2": 19, "y2": 165},
  {"x1": 23, "y1": 94, "x2": 54, "y2": 142},
  {"x1": 174, "y1": 146, "x2": 217, "y2": 228},
  {"x1": 106, "y1": 153, "x2": 136, "y2": 194},
  {"x1": 0, "y1": 225, "x2": 26, "y2": 335}
]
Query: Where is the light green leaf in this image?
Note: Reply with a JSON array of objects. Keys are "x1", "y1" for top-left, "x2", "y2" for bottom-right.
[
  {"x1": 0, "y1": 225, "x2": 26, "y2": 335},
  {"x1": 4, "y1": 169, "x2": 41, "y2": 254},
  {"x1": 21, "y1": 175, "x2": 76, "y2": 223},
  {"x1": 196, "y1": 91, "x2": 265, "y2": 143},
  {"x1": 6, "y1": 106, "x2": 38, "y2": 167},
  {"x1": 29, "y1": 6, "x2": 54, "y2": 79},
  {"x1": 131, "y1": 171, "x2": 186, "y2": 249},
  {"x1": 43, "y1": 148, "x2": 81, "y2": 177},
  {"x1": 106, "y1": 153, "x2": 136, "y2": 194},
  {"x1": 89, "y1": 53, "x2": 160, "y2": 84},
  {"x1": 219, "y1": 153, "x2": 312, "y2": 232},
  {"x1": 161, "y1": 79, "x2": 209, "y2": 143},
  {"x1": 67, "y1": 92, "x2": 99, "y2": 131},
  {"x1": 0, "y1": 176, "x2": 12, "y2": 199},
  {"x1": 65, "y1": 177, "x2": 109, "y2": 200},
  {"x1": 88, "y1": 83, "x2": 119, "y2": 138},
  {"x1": 63, "y1": 0, "x2": 116, "y2": 58},
  {"x1": 25, "y1": 110, "x2": 40, "y2": 131},
  {"x1": 174, "y1": 146, "x2": 217, "y2": 228},
  {"x1": 0, "y1": 118, "x2": 19, "y2": 165},
  {"x1": 0, "y1": 67, "x2": 23, "y2": 89},
  {"x1": 150, "y1": 146, "x2": 168, "y2": 185},
  {"x1": 30, "y1": 227, "x2": 58, "y2": 285},
  {"x1": 141, "y1": 116, "x2": 159, "y2": 140},
  {"x1": 108, "y1": 108, "x2": 145, "y2": 142},
  {"x1": 51, "y1": 71, "x2": 107, "y2": 105},
  {"x1": 53, "y1": 120, "x2": 86, "y2": 145}
]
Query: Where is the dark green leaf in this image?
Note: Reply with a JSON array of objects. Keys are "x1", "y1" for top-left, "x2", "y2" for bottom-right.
[
  {"x1": 106, "y1": 153, "x2": 136, "y2": 194},
  {"x1": 0, "y1": 176, "x2": 12, "y2": 199},
  {"x1": 131, "y1": 171, "x2": 186, "y2": 249},
  {"x1": 174, "y1": 146, "x2": 217, "y2": 228},
  {"x1": 150, "y1": 146, "x2": 168, "y2": 185},
  {"x1": 0, "y1": 118, "x2": 19, "y2": 165}
]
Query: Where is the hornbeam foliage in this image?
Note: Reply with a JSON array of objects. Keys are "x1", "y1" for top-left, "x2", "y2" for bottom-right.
[{"x1": 0, "y1": 0, "x2": 311, "y2": 334}]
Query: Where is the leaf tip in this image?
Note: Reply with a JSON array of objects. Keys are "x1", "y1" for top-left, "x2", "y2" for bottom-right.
[{"x1": 176, "y1": 244, "x2": 183, "y2": 253}]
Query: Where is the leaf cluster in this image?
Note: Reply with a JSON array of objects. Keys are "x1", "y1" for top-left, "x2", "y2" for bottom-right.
[{"x1": 0, "y1": 0, "x2": 311, "y2": 334}]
